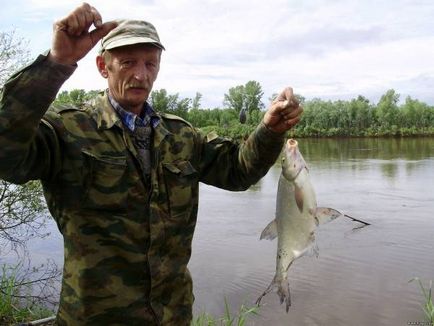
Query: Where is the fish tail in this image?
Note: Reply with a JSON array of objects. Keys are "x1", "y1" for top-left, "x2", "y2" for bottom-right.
[
  {"x1": 255, "y1": 280, "x2": 274, "y2": 306},
  {"x1": 277, "y1": 276, "x2": 291, "y2": 312},
  {"x1": 256, "y1": 274, "x2": 292, "y2": 312}
]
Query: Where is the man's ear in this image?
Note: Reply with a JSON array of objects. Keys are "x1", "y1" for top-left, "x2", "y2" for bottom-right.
[{"x1": 96, "y1": 55, "x2": 108, "y2": 78}]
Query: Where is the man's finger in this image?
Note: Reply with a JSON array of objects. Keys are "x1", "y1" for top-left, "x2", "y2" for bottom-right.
[
  {"x1": 75, "y1": 11, "x2": 90, "y2": 35},
  {"x1": 89, "y1": 21, "x2": 118, "y2": 46},
  {"x1": 274, "y1": 98, "x2": 299, "y2": 115},
  {"x1": 67, "y1": 15, "x2": 81, "y2": 36},
  {"x1": 285, "y1": 116, "x2": 301, "y2": 127},
  {"x1": 90, "y1": 5, "x2": 103, "y2": 28},
  {"x1": 56, "y1": 13, "x2": 84, "y2": 36},
  {"x1": 74, "y1": 3, "x2": 100, "y2": 33},
  {"x1": 281, "y1": 106, "x2": 303, "y2": 120},
  {"x1": 82, "y1": 10, "x2": 95, "y2": 30},
  {"x1": 270, "y1": 100, "x2": 289, "y2": 115},
  {"x1": 277, "y1": 87, "x2": 294, "y2": 102},
  {"x1": 56, "y1": 3, "x2": 101, "y2": 36}
]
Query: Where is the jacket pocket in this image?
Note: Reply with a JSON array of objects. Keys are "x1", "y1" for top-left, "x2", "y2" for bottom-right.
[
  {"x1": 162, "y1": 160, "x2": 197, "y2": 220},
  {"x1": 82, "y1": 151, "x2": 128, "y2": 211}
]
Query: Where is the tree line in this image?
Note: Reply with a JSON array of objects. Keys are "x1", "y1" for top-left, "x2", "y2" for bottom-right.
[{"x1": 55, "y1": 84, "x2": 434, "y2": 139}]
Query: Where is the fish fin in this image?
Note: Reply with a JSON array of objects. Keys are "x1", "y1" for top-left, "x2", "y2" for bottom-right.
[
  {"x1": 301, "y1": 232, "x2": 319, "y2": 258},
  {"x1": 294, "y1": 185, "x2": 304, "y2": 212},
  {"x1": 315, "y1": 207, "x2": 343, "y2": 225},
  {"x1": 256, "y1": 279, "x2": 275, "y2": 306},
  {"x1": 307, "y1": 242, "x2": 320, "y2": 258},
  {"x1": 256, "y1": 273, "x2": 291, "y2": 312},
  {"x1": 260, "y1": 219, "x2": 278, "y2": 240}
]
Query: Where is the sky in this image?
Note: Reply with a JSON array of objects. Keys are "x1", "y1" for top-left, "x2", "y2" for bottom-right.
[{"x1": 1, "y1": 0, "x2": 434, "y2": 108}]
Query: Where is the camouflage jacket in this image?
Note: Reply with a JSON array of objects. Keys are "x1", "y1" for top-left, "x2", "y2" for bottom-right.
[{"x1": 0, "y1": 53, "x2": 285, "y2": 325}]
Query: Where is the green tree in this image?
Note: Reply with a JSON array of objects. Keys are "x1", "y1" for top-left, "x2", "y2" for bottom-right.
[
  {"x1": 188, "y1": 108, "x2": 206, "y2": 127},
  {"x1": 244, "y1": 80, "x2": 264, "y2": 113},
  {"x1": 350, "y1": 95, "x2": 374, "y2": 134},
  {"x1": 54, "y1": 89, "x2": 101, "y2": 106},
  {"x1": 0, "y1": 30, "x2": 31, "y2": 87},
  {"x1": 0, "y1": 181, "x2": 48, "y2": 253},
  {"x1": 150, "y1": 88, "x2": 179, "y2": 112},
  {"x1": 174, "y1": 97, "x2": 191, "y2": 120},
  {"x1": 375, "y1": 89, "x2": 400, "y2": 132},
  {"x1": 150, "y1": 89, "x2": 191, "y2": 120},
  {"x1": 223, "y1": 81, "x2": 264, "y2": 124},
  {"x1": 191, "y1": 92, "x2": 202, "y2": 110},
  {"x1": 223, "y1": 85, "x2": 244, "y2": 113}
]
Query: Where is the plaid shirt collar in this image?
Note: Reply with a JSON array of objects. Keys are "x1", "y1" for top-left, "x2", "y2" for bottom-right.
[{"x1": 108, "y1": 91, "x2": 160, "y2": 132}]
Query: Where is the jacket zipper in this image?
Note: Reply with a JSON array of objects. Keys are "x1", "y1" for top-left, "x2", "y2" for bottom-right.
[{"x1": 147, "y1": 147, "x2": 160, "y2": 325}]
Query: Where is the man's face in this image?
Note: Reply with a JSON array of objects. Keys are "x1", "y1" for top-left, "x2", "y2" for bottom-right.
[{"x1": 97, "y1": 44, "x2": 161, "y2": 114}]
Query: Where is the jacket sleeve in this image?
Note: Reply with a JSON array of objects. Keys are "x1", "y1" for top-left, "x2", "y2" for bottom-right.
[
  {"x1": 197, "y1": 122, "x2": 285, "y2": 191},
  {"x1": 0, "y1": 52, "x2": 76, "y2": 184}
]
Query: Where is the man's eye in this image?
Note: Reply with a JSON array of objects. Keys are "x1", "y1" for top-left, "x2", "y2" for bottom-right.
[{"x1": 121, "y1": 60, "x2": 134, "y2": 67}]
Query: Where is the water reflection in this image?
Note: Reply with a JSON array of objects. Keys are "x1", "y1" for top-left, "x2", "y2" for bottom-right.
[
  {"x1": 298, "y1": 137, "x2": 433, "y2": 162},
  {"x1": 191, "y1": 137, "x2": 434, "y2": 326},
  {"x1": 381, "y1": 161, "x2": 398, "y2": 179},
  {"x1": 296, "y1": 137, "x2": 434, "y2": 182}
]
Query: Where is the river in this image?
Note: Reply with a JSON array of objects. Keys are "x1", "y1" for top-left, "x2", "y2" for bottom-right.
[{"x1": 16, "y1": 137, "x2": 434, "y2": 325}]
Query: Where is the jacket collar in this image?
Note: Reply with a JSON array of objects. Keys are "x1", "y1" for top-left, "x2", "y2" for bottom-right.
[
  {"x1": 89, "y1": 91, "x2": 171, "y2": 147},
  {"x1": 90, "y1": 91, "x2": 123, "y2": 130}
]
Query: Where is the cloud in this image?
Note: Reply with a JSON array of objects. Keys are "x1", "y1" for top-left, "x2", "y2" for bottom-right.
[
  {"x1": 2, "y1": 0, "x2": 434, "y2": 108},
  {"x1": 392, "y1": 73, "x2": 434, "y2": 104}
]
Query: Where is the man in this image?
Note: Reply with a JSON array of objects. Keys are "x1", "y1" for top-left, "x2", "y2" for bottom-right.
[{"x1": 0, "y1": 3, "x2": 302, "y2": 325}]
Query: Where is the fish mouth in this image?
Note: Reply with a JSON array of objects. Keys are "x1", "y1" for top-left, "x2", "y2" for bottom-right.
[
  {"x1": 283, "y1": 138, "x2": 306, "y2": 179},
  {"x1": 287, "y1": 139, "x2": 298, "y2": 149}
]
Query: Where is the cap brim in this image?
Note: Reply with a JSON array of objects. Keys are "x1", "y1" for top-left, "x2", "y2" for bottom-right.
[{"x1": 103, "y1": 36, "x2": 165, "y2": 51}]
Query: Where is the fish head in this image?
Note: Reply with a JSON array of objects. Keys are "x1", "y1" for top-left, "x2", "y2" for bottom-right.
[{"x1": 281, "y1": 139, "x2": 307, "y2": 181}]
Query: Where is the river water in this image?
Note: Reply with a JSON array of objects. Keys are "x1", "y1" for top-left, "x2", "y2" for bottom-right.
[{"x1": 17, "y1": 137, "x2": 434, "y2": 325}]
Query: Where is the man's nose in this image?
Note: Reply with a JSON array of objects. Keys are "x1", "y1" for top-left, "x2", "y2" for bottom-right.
[{"x1": 133, "y1": 65, "x2": 149, "y2": 81}]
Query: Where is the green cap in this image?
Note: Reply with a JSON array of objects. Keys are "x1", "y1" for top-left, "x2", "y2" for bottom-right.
[{"x1": 100, "y1": 19, "x2": 165, "y2": 53}]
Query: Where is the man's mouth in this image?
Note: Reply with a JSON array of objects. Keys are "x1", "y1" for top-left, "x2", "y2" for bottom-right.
[{"x1": 128, "y1": 85, "x2": 145, "y2": 90}]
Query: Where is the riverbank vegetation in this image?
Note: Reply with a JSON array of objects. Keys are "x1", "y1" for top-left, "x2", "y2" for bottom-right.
[
  {"x1": 55, "y1": 85, "x2": 434, "y2": 140},
  {"x1": 0, "y1": 263, "x2": 57, "y2": 325},
  {"x1": 191, "y1": 299, "x2": 259, "y2": 326},
  {"x1": 0, "y1": 179, "x2": 61, "y2": 324},
  {"x1": 410, "y1": 278, "x2": 434, "y2": 323}
]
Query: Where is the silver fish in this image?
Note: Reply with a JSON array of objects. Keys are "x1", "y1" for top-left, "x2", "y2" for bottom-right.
[{"x1": 256, "y1": 138, "x2": 343, "y2": 311}]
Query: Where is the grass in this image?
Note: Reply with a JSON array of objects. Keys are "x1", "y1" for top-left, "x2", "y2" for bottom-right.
[
  {"x1": 191, "y1": 298, "x2": 260, "y2": 326},
  {"x1": 1, "y1": 263, "x2": 258, "y2": 325},
  {"x1": 0, "y1": 263, "x2": 54, "y2": 325},
  {"x1": 410, "y1": 277, "x2": 434, "y2": 323}
]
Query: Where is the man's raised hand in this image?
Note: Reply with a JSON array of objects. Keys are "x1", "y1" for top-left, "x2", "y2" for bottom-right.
[{"x1": 48, "y1": 3, "x2": 117, "y2": 65}]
